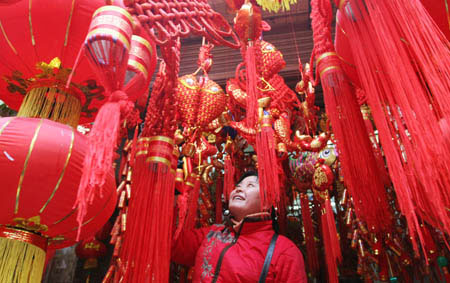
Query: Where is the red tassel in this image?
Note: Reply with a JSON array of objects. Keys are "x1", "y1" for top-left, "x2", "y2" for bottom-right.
[
  {"x1": 224, "y1": 155, "x2": 235, "y2": 202},
  {"x1": 215, "y1": 176, "x2": 224, "y2": 224},
  {"x1": 256, "y1": 115, "x2": 280, "y2": 209},
  {"x1": 300, "y1": 192, "x2": 319, "y2": 275},
  {"x1": 320, "y1": 196, "x2": 342, "y2": 283},
  {"x1": 184, "y1": 174, "x2": 201, "y2": 230},
  {"x1": 119, "y1": 154, "x2": 175, "y2": 283},
  {"x1": 75, "y1": 90, "x2": 130, "y2": 238},
  {"x1": 338, "y1": 0, "x2": 450, "y2": 251},
  {"x1": 129, "y1": 126, "x2": 139, "y2": 168},
  {"x1": 310, "y1": 0, "x2": 392, "y2": 233},
  {"x1": 174, "y1": 188, "x2": 189, "y2": 241},
  {"x1": 245, "y1": 45, "x2": 259, "y2": 128}
]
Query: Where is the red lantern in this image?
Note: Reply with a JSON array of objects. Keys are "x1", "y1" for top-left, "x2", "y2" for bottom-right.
[
  {"x1": 0, "y1": 0, "x2": 107, "y2": 124},
  {"x1": 0, "y1": 117, "x2": 116, "y2": 281},
  {"x1": 75, "y1": 238, "x2": 107, "y2": 269}
]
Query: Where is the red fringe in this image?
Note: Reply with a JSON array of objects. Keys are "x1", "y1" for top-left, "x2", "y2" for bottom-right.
[
  {"x1": 75, "y1": 100, "x2": 121, "y2": 239},
  {"x1": 340, "y1": 0, "x2": 450, "y2": 252},
  {"x1": 224, "y1": 155, "x2": 235, "y2": 202},
  {"x1": 320, "y1": 198, "x2": 341, "y2": 283},
  {"x1": 361, "y1": 114, "x2": 390, "y2": 187},
  {"x1": 255, "y1": 124, "x2": 280, "y2": 209},
  {"x1": 119, "y1": 157, "x2": 175, "y2": 283},
  {"x1": 215, "y1": 177, "x2": 224, "y2": 224},
  {"x1": 174, "y1": 189, "x2": 189, "y2": 241},
  {"x1": 184, "y1": 175, "x2": 201, "y2": 230},
  {"x1": 300, "y1": 192, "x2": 319, "y2": 275},
  {"x1": 310, "y1": 0, "x2": 392, "y2": 233},
  {"x1": 245, "y1": 45, "x2": 259, "y2": 128}
]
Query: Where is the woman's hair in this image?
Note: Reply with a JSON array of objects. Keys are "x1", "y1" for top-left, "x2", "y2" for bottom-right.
[
  {"x1": 236, "y1": 170, "x2": 280, "y2": 233},
  {"x1": 236, "y1": 170, "x2": 258, "y2": 185}
]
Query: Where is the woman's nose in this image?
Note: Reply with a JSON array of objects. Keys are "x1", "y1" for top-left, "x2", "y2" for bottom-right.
[{"x1": 233, "y1": 187, "x2": 243, "y2": 193}]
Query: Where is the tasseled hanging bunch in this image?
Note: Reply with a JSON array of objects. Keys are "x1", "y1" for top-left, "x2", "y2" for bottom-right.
[
  {"x1": 73, "y1": 5, "x2": 157, "y2": 235},
  {"x1": 310, "y1": 0, "x2": 392, "y2": 233},
  {"x1": 117, "y1": 57, "x2": 179, "y2": 282},
  {"x1": 337, "y1": 0, "x2": 450, "y2": 253},
  {"x1": 233, "y1": 1, "x2": 280, "y2": 209},
  {"x1": 256, "y1": 111, "x2": 280, "y2": 207},
  {"x1": 73, "y1": 6, "x2": 134, "y2": 234}
]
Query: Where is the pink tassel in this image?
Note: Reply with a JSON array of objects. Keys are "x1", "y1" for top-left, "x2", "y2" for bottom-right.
[{"x1": 75, "y1": 90, "x2": 130, "y2": 239}]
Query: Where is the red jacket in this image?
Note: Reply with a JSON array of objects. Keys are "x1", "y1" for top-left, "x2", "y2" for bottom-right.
[{"x1": 172, "y1": 216, "x2": 307, "y2": 282}]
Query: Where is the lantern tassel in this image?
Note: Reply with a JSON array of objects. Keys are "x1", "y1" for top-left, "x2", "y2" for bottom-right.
[
  {"x1": 0, "y1": 227, "x2": 47, "y2": 283},
  {"x1": 17, "y1": 86, "x2": 82, "y2": 128}
]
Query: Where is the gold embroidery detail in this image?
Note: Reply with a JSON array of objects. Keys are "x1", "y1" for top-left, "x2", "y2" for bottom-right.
[{"x1": 12, "y1": 215, "x2": 48, "y2": 232}]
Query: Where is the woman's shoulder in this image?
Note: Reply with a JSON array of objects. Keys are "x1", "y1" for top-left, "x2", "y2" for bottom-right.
[{"x1": 275, "y1": 234, "x2": 303, "y2": 256}]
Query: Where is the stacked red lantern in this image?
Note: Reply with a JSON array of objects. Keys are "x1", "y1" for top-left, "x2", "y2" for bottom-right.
[
  {"x1": 0, "y1": 0, "x2": 110, "y2": 125},
  {"x1": 0, "y1": 117, "x2": 116, "y2": 281},
  {"x1": 76, "y1": 238, "x2": 108, "y2": 269}
]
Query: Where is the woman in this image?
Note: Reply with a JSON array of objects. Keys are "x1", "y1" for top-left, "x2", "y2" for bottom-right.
[{"x1": 172, "y1": 171, "x2": 307, "y2": 282}]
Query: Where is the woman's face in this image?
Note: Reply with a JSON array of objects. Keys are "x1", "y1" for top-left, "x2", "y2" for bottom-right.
[{"x1": 228, "y1": 175, "x2": 261, "y2": 221}]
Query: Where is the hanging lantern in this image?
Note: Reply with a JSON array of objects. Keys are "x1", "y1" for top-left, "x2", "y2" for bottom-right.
[
  {"x1": 75, "y1": 238, "x2": 107, "y2": 269},
  {"x1": 124, "y1": 35, "x2": 157, "y2": 102},
  {"x1": 84, "y1": 5, "x2": 134, "y2": 92},
  {"x1": 0, "y1": 0, "x2": 109, "y2": 126},
  {"x1": 0, "y1": 117, "x2": 116, "y2": 282}
]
